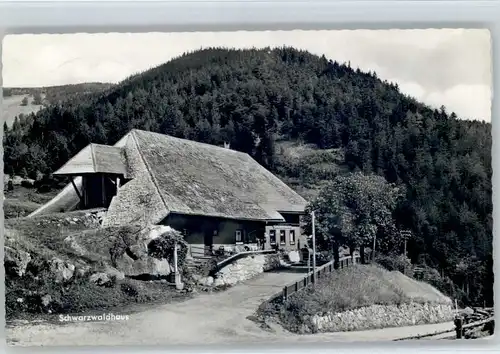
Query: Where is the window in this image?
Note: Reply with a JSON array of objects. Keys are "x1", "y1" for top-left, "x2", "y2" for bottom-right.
[
  {"x1": 235, "y1": 230, "x2": 243, "y2": 244},
  {"x1": 269, "y1": 230, "x2": 276, "y2": 245},
  {"x1": 289, "y1": 230, "x2": 296, "y2": 245},
  {"x1": 280, "y1": 230, "x2": 286, "y2": 245}
]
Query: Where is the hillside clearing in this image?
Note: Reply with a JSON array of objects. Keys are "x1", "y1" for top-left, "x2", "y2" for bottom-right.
[{"x1": 2, "y1": 94, "x2": 44, "y2": 127}]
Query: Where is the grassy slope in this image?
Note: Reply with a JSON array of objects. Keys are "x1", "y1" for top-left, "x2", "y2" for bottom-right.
[
  {"x1": 3, "y1": 186, "x2": 59, "y2": 219},
  {"x1": 288, "y1": 264, "x2": 451, "y2": 312},
  {"x1": 258, "y1": 264, "x2": 452, "y2": 332}
]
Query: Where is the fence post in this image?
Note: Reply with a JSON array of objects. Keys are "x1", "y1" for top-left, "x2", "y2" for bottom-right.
[
  {"x1": 454, "y1": 316, "x2": 463, "y2": 339},
  {"x1": 295, "y1": 282, "x2": 298, "y2": 292},
  {"x1": 283, "y1": 286, "x2": 288, "y2": 302}
]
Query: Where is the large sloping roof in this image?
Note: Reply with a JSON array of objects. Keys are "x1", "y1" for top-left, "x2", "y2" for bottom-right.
[
  {"x1": 130, "y1": 129, "x2": 307, "y2": 222},
  {"x1": 53, "y1": 143, "x2": 128, "y2": 176}
]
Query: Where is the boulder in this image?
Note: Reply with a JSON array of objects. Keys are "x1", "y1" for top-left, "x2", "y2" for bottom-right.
[
  {"x1": 75, "y1": 264, "x2": 92, "y2": 277},
  {"x1": 49, "y1": 258, "x2": 75, "y2": 283},
  {"x1": 89, "y1": 273, "x2": 112, "y2": 287},
  {"x1": 4, "y1": 246, "x2": 31, "y2": 277},
  {"x1": 288, "y1": 250, "x2": 301, "y2": 263},
  {"x1": 213, "y1": 277, "x2": 226, "y2": 287},
  {"x1": 145, "y1": 225, "x2": 176, "y2": 241},
  {"x1": 11, "y1": 175, "x2": 23, "y2": 186},
  {"x1": 200, "y1": 276, "x2": 214, "y2": 286},
  {"x1": 41, "y1": 294, "x2": 52, "y2": 307},
  {"x1": 64, "y1": 235, "x2": 87, "y2": 256},
  {"x1": 66, "y1": 224, "x2": 185, "y2": 280},
  {"x1": 104, "y1": 266, "x2": 125, "y2": 281},
  {"x1": 114, "y1": 253, "x2": 172, "y2": 277},
  {"x1": 462, "y1": 307, "x2": 475, "y2": 315}
]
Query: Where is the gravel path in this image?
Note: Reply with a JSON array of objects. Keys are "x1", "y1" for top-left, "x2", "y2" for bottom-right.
[{"x1": 7, "y1": 271, "x2": 456, "y2": 347}]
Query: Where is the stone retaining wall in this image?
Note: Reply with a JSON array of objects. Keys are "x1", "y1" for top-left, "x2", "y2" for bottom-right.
[
  {"x1": 308, "y1": 302, "x2": 455, "y2": 333},
  {"x1": 203, "y1": 253, "x2": 282, "y2": 287}
]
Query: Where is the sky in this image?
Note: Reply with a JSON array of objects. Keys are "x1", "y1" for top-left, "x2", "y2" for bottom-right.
[{"x1": 2, "y1": 29, "x2": 492, "y2": 122}]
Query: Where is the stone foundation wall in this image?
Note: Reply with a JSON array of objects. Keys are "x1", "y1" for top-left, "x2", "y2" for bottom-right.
[{"x1": 308, "y1": 302, "x2": 455, "y2": 333}]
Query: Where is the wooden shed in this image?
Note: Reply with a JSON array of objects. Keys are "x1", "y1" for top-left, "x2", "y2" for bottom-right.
[{"x1": 53, "y1": 143, "x2": 128, "y2": 209}]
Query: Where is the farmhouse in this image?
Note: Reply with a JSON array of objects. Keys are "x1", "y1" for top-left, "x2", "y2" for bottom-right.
[{"x1": 52, "y1": 129, "x2": 308, "y2": 255}]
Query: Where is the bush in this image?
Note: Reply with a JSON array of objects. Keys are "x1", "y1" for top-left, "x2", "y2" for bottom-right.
[
  {"x1": 413, "y1": 265, "x2": 469, "y2": 307},
  {"x1": 375, "y1": 253, "x2": 413, "y2": 277}
]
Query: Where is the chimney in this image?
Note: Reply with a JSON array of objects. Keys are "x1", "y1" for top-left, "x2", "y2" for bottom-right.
[{"x1": 223, "y1": 141, "x2": 230, "y2": 149}]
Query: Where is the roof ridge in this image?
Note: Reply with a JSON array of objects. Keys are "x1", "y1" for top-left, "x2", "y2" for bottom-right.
[
  {"x1": 130, "y1": 130, "x2": 170, "y2": 222},
  {"x1": 131, "y1": 129, "x2": 251, "y2": 158},
  {"x1": 90, "y1": 143, "x2": 122, "y2": 149}
]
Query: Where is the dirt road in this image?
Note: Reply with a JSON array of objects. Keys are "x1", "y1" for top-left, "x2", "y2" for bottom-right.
[{"x1": 7, "y1": 271, "x2": 456, "y2": 347}]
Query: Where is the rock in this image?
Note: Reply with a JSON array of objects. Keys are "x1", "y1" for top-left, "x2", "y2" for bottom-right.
[
  {"x1": 112, "y1": 225, "x2": 184, "y2": 278},
  {"x1": 191, "y1": 274, "x2": 203, "y2": 283},
  {"x1": 89, "y1": 273, "x2": 112, "y2": 286},
  {"x1": 213, "y1": 277, "x2": 226, "y2": 287},
  {"x1": 201, "y1": 276, "x2": 214, "y2": 286},
  {"x1": 462, "y1": 307, "x2": 475, "y2": 315},
  {"x1": 41, "y1": 294, "x2": 52, "y2": 307},
  {"x1": 145, "y1": 225, "x2": 175, "y2": 241},
  {"x1": 152, "y1": 259, "x2": 172, "y2": 276},
  {"x1": 64, "y1": 235, "x2": 87, "y2": 256},
  {"x1": 115, "y1": 254, "x2": 172, "y2": 277},
  {"x1": 50, "y1": 258, "x2": 75, "y2": 283},
  {"x1": 287, "y1": 250, "x2": 300, "y2": 263},
  {"x1": 76, "y1": 265, "x2": 91, "y2": 277},
  {"x1": 104, "y1": 266, "x2": 125, "y2": 281},
  {"x1": 11, "y1": 175, "x2": 23, "y2": 186},
  {"x1": 279, "y1": 259, "x2": 291, "y2": 268},
  {"x1": 4, "y1": 246, "x2": 31, "y2": 277}
]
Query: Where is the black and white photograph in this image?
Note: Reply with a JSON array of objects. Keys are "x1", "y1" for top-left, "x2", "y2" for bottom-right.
[{"x1": 2, "y1": 28, "x2": 493, "y2": 346}]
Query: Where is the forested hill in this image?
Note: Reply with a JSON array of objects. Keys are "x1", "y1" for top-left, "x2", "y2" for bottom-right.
[{"x1": 3, "y1": 47, "x2": 493, "y2": 305}]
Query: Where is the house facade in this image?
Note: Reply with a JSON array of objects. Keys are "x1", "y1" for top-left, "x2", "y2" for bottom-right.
[{"x1": 52, "y1": 129, "x2": 308, "y2": 255}]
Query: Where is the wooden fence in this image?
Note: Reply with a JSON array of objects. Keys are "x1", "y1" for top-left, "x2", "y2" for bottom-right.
[
  {"x1": 394, "y1": 307, "x2": 494, "y2": 340},
  {"x1": 279, "y1": 253, "x2": 372, "y2": 301}
]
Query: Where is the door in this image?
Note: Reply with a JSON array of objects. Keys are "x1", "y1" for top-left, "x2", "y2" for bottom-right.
[{"x1": 204, "y1": 231, "x2": 213, "y2": 256}]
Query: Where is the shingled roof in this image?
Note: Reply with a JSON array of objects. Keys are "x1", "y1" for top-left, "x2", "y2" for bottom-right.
[
  {"x1": 130, "y1": 129, "x2": 307, "y2": 222},
  {"x1": 53, "y1": 144, "x2": 128, "y2": 176}
]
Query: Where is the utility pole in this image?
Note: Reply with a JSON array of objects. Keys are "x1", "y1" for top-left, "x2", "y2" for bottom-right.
[
  {"x1": 173, "y1": 242, "x2": 183, "y2": 290},
  {"x1": 311, "y1": 210, "x2": 317, "y2": 285},
  {"x1": 401, "y1": 230, "x2": 411, "y2": 258}
]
